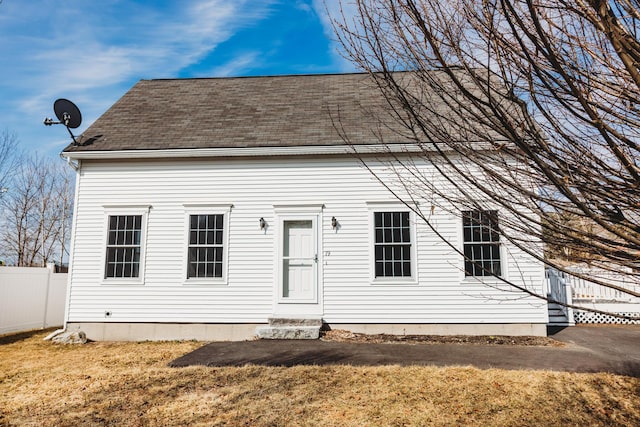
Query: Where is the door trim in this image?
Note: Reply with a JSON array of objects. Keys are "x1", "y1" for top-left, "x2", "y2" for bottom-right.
[{"x1": 273, "y1": 204, "x2": 323, "y2": 311}]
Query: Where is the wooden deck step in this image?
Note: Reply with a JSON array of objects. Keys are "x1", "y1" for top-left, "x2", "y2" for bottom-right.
[{"x1": 547, "y1": 303, "x2": 574, "y2": 326}]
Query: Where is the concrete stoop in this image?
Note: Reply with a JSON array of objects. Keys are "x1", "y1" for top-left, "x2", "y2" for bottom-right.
[{"x1": 256, "y1": 317, "x2": 323, "y2": 340}]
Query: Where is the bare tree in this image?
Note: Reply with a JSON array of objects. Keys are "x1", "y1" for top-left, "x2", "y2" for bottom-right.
[
  {"x1": 0, "y1": 129, "x2": 19, "y2": 192},
  {"x1": 0, "y1": 154, "x2": 74, "y2": 267},
  {"x1": 332, "y1": 1, "x2": 640, "y2": 313}
]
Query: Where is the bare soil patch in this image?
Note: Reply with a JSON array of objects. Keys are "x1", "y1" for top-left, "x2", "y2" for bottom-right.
[{"x1": 321, "y1": 329, "x2": 565, "y2": 346}]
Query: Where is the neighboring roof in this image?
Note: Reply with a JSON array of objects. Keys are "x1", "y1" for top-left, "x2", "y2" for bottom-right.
[{"x1": 63, "y1": 73, "x2": 417, "y2": 155}]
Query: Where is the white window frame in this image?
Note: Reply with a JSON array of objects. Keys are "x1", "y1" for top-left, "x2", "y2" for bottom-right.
[
  {"x1": 101, "y1": 205, "x2": 150, "y2": 285},
  {"x1": 367, "y1": 202, "x2": 418, "y2": 285},
  {"x1": 183, "y1": 204, "x2": 232, "y2": 285}
]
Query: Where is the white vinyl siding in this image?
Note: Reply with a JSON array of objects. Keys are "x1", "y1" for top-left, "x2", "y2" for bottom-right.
[{"x1": 66, "y1": 156, "x2": 546, "y2": 324}]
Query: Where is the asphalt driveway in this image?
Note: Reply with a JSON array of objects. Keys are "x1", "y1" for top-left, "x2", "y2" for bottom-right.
[{"x1": 170, "y1": 325, "x2": 640, "y2": 377}]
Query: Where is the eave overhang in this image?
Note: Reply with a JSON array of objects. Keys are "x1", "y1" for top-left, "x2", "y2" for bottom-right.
[{"x1": 60, "y1": 143, "x2": 429, "y2": 160}]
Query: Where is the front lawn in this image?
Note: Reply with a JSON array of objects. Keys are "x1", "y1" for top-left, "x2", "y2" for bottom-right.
[{"x1": 1, "y1": 330, "x2": 638, "y2": 426}]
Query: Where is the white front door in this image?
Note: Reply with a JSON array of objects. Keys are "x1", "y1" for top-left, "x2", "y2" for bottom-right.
[{"x1": 282, "y1": 219, "x2": 316, "y2": 301}]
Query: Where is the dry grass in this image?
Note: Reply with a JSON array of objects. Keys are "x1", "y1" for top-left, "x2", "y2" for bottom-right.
[{"x1": 1, "y1": 330, "x2": 639, "y2": 426}]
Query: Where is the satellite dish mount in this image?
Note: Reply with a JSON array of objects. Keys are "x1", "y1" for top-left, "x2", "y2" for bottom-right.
[{"x1": 44, "y1": 99, "x2": 82, "y2": 145}]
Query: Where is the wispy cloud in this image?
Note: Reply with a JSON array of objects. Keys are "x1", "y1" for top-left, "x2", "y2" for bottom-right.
[
  {"x1": 0, "y1": 0, "x2": 277, "y2": 153},
  {"x1": 209, "y1": 52, "x2": 262, "y2": 77},
  {"x1": 311, "y1": 0, "x2": 357, "y2": 72},
  {"x1": 12, "y1": 1, "x2": 275, "y2": 113},
  {"x1": 0, "y1": 0, "x2": 347, "y2": 156}
]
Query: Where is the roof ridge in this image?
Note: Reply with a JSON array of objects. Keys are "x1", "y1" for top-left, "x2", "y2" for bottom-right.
[{"x1": 145, "y1": 71, "x2": 379, "y2": 82}]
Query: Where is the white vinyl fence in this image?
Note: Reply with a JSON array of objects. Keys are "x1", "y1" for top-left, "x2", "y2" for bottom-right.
[{"x1": 0, "y1": 266, "x2": 68, "y2": 335}]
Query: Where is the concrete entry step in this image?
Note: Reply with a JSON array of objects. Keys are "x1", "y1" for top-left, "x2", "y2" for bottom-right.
[
  {"x1": 267, "y1": 317, "x2": 323, "y2": 327},
  {"x1": 256, "y1": 325, "x2": 321, "y2": 340},
  {"x1": 255, "y1": 317, "x2": 323, "y2": 340}
]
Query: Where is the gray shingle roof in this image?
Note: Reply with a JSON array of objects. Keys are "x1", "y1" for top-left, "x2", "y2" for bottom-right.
[{"x1": 63, "y1": 73, "x2": 416, "y2": 153}]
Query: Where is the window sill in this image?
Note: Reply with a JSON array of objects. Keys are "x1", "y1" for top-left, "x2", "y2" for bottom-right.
[
  {"x1": 183, "y1": 278, "x2": 228, "y2": 286},
  {"x1": 462, "y1": 276, "x2": 506, "y2": 284},
  {"x1": 101, "y1": 279, "x2": 145, "y2": 286},
  {"x1": 371, "y1": 277, "x2": 419, "y2": 286}
]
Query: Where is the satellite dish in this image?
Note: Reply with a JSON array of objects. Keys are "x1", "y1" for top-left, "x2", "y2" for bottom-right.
[
  {"x1": 44, "y1": 98, "x2": 82, "y2": 145},
  {"x1": 54, "y1": 99, "x2": 82, "y2": 129}
]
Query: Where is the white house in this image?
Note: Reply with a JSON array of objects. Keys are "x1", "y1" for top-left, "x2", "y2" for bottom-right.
[{"x1": 60, "y1": 73, "x2": 547, "y2": 341}]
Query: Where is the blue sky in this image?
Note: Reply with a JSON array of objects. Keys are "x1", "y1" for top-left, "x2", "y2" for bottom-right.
[{"x1": 0, "y1": 0, "x2": 356, "y2": 157}]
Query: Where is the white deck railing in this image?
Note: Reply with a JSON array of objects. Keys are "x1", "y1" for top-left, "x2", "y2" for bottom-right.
[
  {"x1": 566, "y1": 267, "x2": 640, "y2": 303},
  {"x1": 546, "y1": 267, "x2": 640, "y2": 324}
]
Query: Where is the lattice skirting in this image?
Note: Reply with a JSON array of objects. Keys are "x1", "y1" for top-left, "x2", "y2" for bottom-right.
[{"x1": 574, "y1": 310, "x2": 640, "y2": 325}]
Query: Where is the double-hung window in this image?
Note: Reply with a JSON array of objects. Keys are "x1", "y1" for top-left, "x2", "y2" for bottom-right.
[
  {"x1": 184, "y1": 204, "x2": 231, "y2": 283},
  {"x1": 105, "y1": 214, "x2": 143, "y2": 279},
  {"x1": 373, "y1": 211, "x2": 413, "y2": 278},
  {"x1": 187, "y1": 214, "x2": 224, "y2": 279},
  {"x1": 462, "y1": 210, "x2": 501, "y2": 277}
]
